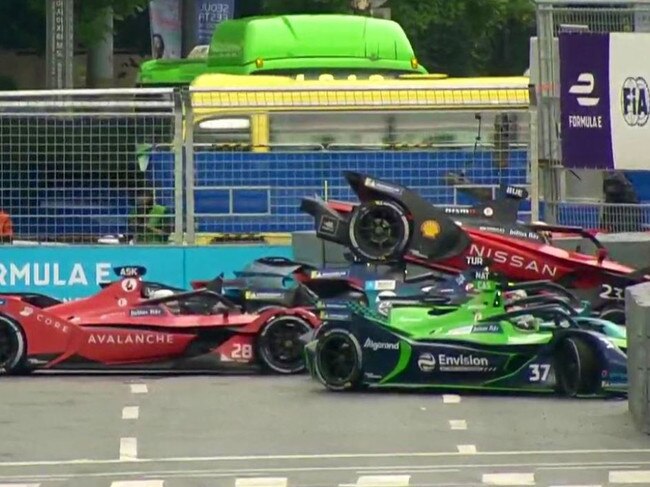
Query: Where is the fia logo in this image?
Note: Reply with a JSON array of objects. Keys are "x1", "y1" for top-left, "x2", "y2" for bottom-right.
[
  {"x1": 622, "y1": 77, "x2": 649, "y2": 127},
  {"x1": 569, "y1": 73, "x2": 600, "y2": 107}
]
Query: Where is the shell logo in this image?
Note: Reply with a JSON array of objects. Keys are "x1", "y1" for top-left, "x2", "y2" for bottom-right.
[{"x1": 420, "y1": 220, "x2": 441, "y2": 239}]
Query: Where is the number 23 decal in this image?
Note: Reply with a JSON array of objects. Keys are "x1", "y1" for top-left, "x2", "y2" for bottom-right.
[
  {"x1": 599, "y1": 284, "x2": 623, "y2": 300},
  {"x1": 528, "y1": 364, "x2": 551, "y2": 382}
]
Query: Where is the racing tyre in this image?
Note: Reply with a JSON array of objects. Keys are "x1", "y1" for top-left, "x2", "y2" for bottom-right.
[
  {"x1": 314, "y1": 329, "x2": 362, "y2": 391},
  {"x1": 599, "y1": 306, "x2": 626, "y2": 325},
  {"x1": 348, "y1": 200, "x2": 411, "y2": 262},
  {"x1": 257, "y1": 315, "x2": 313, "y2": 374},
  {"x1": 554, "y1": 336, "x2": 600, "y2": 397},
  {"x1": 0, "y1": 315, "x2": 30, "y2": 375}
]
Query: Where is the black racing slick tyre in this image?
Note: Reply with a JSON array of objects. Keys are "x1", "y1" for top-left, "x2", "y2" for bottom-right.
[
  {"x1": 314, "y1": 329, "x2": 363, "y2": 391},
  {"x1": 599, "y1": 306, "x2": 626, "y2": 325},
  {"x1": 257, "y1": 314, "x2": 313, "y2": 374},
  {"x1": 554, "y1": 336, "x2": 600, "y2": 397},
  {"x1": 348, "y1": 200, "x2": 411, "y2": 262},
  {"x1": 0, "y1": 314, "x2": 30, "y2": 375}
]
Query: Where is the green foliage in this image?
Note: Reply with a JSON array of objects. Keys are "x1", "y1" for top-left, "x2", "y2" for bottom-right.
[
  {"x1": 75, "y1": 0, "x2": 150, "y2": 47},
  {"x1": 262, "y1": 0, "x2": 350, "y2": 15}
]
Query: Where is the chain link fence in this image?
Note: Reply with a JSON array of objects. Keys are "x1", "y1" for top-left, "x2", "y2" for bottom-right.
[
  {"x1": 185, "y1": 82, "x2": 534, "y2": 243},
  {"x1": 534, "y1": 0, "x2": 650, "y2": 228},
  {"x1": 0, "y1": 89, "x2": 183, "y2": 245}
]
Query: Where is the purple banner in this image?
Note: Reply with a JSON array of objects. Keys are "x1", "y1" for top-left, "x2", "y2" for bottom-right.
[
  {"x1": 559, "y1": 33, "x2": 614, "y2": 169},
  {"x1": 196, "y1": 0, "x2": 234, "y2": 45}
]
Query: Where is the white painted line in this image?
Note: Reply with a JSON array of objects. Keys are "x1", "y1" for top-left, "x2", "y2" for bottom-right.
[
  {"x1": 610, "y1": 470, "x2": 650, "y2": 483},
  {"x1": 110, "y1": 482, "x2": 164, "y2": 487},
  {"x1": 0, "y1": 484, "x2": 41, "y2": 487},
  {"x1": 482, "y1": 472, "x2": 535, "y2": 485},
  {"x1": 355, "y1": 475, "x2": 411, "y2": 486},
  {"x1": 449, "y1": 420, "x2": 467, "y2": 430},
  {"x1": 122, "y1": 406, "x2": 140, "y2": 420},
  {"x1": 130, "y1": 384, "x2": 148, "y2": 394},
  {"x1": 235, "y1": 478, "x2": 287, "y2": 487},
  {"x1": 442, "y1": 394, "x2": 461, "y2": 403},
  {"x1": 119, "y1": 437, "x2": 138, "y2": 461},
  {"x1": 548, "y1": 484, "x2": 601, "y2": 487},
  {"x1": 456, "y1": 445, "x2": 477, "y2": 454}
]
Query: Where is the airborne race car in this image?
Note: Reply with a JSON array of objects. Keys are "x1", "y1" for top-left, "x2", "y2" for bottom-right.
[
  {"x1": 302, "y1": 264, "x2": 628, "y2": 398},
  {"x1": 0, "y1": 269, "x2": 319, "y2": 375},
  {"x1": 300, "y1": 171, "x2": 650, "y2": 324}
]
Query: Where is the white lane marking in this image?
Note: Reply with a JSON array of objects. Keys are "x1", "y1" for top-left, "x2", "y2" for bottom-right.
[
  {"x1": 449, "y1": 420, "x2": 467, "y2": 430},
  {"x1": 482, "y1": 472, "x2": 535, "y2": 485},
  {"x1": 130, "y1": 384, "x2": 148, "y2": 394},
  {"x1": 122, "y1": 407, "x2": 140, "y2": 420},
  {"x1": 120, "y1": 438, "x2": 138, "y2": 461},
  {"x1": 2, "y1": 449, "x2": 650, "y2": 467},
  {"x1": 110, "y1": 482, "x2": 164, "y2": 487},
  {"x1": 457, "y1": 445, "x2": 477, "y2": 454},
  {"x1": 0, "y1": 484, "x2": 41, "y2": 487},
  {"x1": 442, "y1": 394, "x2": 461, "y2": 403},
  {"x1": 610, "y1": 470, "x2": 650, "y2": 483},
  {"x1": 355, "y1": 475, "x2": 411, "y2": 486},
  {"x1": 235, "y1": 478, "x2": 287, "y2": 487},
  {"x1": 548, "y1": 484, "x2": 602, "y2": 486}
]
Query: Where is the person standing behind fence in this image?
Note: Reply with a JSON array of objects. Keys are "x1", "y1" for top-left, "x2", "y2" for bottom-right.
[
  {"x1": 128, "y1": 189, "x2": 172, "y2": 244},
  {"x1": 0, "y1": 210, "x2": 13, "y2": 243}
]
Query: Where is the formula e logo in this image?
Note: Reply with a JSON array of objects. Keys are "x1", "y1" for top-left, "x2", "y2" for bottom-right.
[
  {"x1": 417, "y1": 352, "x2": 436, "y2": 372},
  {"x1": 363, "y1": 337, "x2": 399, "y2": 351},
  {"x1": 569, "y1": 73, "x2": 599, "y2": 106},
  {"x1": 622, "y1": 77, "x2": 649, "y2": 127}
]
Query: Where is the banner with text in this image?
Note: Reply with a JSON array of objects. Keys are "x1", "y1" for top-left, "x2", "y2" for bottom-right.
[
  {"x1": 195, "y1": 0, "x2": 234, "y2": 45},
  {"x1": 560, "y1": 32, "x2": 650, "y2": 170}
]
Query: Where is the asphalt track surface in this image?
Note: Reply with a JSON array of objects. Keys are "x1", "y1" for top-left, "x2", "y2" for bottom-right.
[{"x1": 1, "y1": 373, "x2": 649, "y2": 487}]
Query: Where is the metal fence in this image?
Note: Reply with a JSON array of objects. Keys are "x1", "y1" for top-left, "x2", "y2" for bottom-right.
[
  {"x1": 0, "y1": 84, "x2": 532, "y2": 245},
  {"x1": 534, "y1": 0, "x2": 650, "y2": 229}
]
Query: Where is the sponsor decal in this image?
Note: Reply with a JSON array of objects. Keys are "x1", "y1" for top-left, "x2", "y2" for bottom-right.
[
  {"x1": 310, "y1": 270, "x2": 349, "y2": 279},
  {"x1": 36, "y1": 313, "x2": 70, "y2": 334},
  {"x1": 117, "y1": 298, "x2": 128, "y2": 307},
  {"x1": 506, "y1": 186, "x2": 525, "y2": 198},
  {"x1": 244, "y1": 290, "x2": 285, "y2": 300},
  {"x1": 121, "y1": 278, "x2": 138, "y2": 292},
  {"x1": 0, "y1": 262, "x2": 112, "y2": 287},
  {"x1": 318, "y1": 215, "x2": 339, "y2": 236},
  {"x1": 483, "y1": 207, "x2": 494, "y2": 217},
  {"x1": 20, "y1": 306, "x2": 34, "y2": 317},
  {"x1": 319, "y1": 311, "x2": 351, "y2": 321},
  {"x1": 471, "y1": 324, "x2": 502, "y2": 334},
  {"x1": 417, "y1": 352, "x2": 436, "y2": 372},
  {"x1": 116, "y1": 266, "x2": 146, "y2": 277},
  {"x1": 129, "y1": 307, "x2": 164, "y2": 317},
  {"x1": 508, "y1": 228, "x2": 542, "y2": 240},
  {"x1": 437, "y1": 353, "x2": 492, "y2": 372},
  {"x1": 469, "y1": 244, "x2": 558, "y2": 277},
  {"x1": 87, "y1": 333, "x2": 174, "y2": 345},
  {"x1": 365, "y1": 280, "x2": 396, "y2": 291},
  {"x1": 420, "y1": 220, "x2": 441, "y2": 239},
  {"x1": 363, "y1": 337, "x2": 399, "y2": 351},
  {"x1": 622, "y1": 76, "x2": 649, "y2": 127},
  {"x1": 443, "y1": 207, "x2": 476, "y2": 215},
  {"x1": 363, "y1": 177, "x2": 403, "y2": 195}
]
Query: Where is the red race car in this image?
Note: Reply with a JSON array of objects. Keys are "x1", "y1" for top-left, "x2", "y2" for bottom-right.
[
  {"x1": 0, "y1": 271, "x2": 319, "y2": 376},
  {"x1": 300, "y1": 171, "x2": 650, "y2": 324}
]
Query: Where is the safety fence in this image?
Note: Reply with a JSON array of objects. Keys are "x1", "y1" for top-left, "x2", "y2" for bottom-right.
[
  {"x1": 534, "y1": 0, "x2": 650, "y2": 230},
  {"x1": 0, "y1": 83, "x2": 534, "y2": 245}
]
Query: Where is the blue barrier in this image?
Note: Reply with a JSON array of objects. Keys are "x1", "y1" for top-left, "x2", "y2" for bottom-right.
[{"x1": 0, "y1": 244, "x2": 292, "y2": 300}]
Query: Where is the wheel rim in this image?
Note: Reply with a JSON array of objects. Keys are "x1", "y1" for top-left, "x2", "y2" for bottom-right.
[
  {"x1": 355, "y1": 208, "x2": 404, "y2": 255},
  {"x1": 0, "y1": 318, "x2": 20, "y2": 370},
  {"x1": 262, "y1": 317, "x2": 311, "y2": 372},
  {"x1": 317, "y1": 334, "x2": 358, "y2": 386}
]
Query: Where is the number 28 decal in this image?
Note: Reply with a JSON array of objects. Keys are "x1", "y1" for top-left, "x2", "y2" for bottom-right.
[
  {"x1": 232, "y1": 343, "x2": 253, "y2": 360},
  {"x1": 599, "y1": 284, "x2": 624, "y2": 300},
  {"x1": 528, "y1": 363, "x2": 551, "y2": 382}
]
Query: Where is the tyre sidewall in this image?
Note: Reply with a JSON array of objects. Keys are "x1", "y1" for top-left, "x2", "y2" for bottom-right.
[
  {"x1": 257, "y1": 314, "x2": 313, "y2": 374},
  {"x1": 314, "y1": 328, "x2": 363, "y2": 391},
  {"x1": 348, "y1": 200, "x2": 411, "y2": 262},
  {"x1": 0, "y1": 315, "x2": 27, "y2": 374}
]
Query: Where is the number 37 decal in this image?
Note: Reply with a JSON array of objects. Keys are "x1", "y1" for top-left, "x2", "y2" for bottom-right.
[
  {"x1": 528, "y1": 363, "x2": 551, "y2": 382},
  {"x1": 599, "y1": 284, "x2": 624, "y2": 300}
]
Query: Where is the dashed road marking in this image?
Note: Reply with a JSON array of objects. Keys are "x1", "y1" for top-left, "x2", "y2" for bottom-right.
[
  {"x1": 122, "y1": 406, "x2": 139, "y2": 420},
  {"x1": 0, "y1": 484, "x2": 41, "y2": 487},
  {"x1": 449, "y1": 420, "x2": 467, "y2": 430},
  {"x1": 609, "y1": 470, "x2": 650, "y2": 483},
  {"x1": 354, "y1": 475, "x2": 411, "y2": 487},
  {"x1": 130, "y1": 384, "x2": 148, "y2": 394},
  {"x1": 110, "y1": 482, "x2": 164, "y2": 487},
  {"x1": 235, "y1": 478, "x2": 288, "y2": 487},
  {"x1": 442, "y1": 394, "x2": 461, "y2": 404},
  {"x1": 120, "y1": 437, "x2": 138, "y2": 461},
  {"x1": 457, "y1": 445, "x2": 477, "y2": 454},
  {"x1": 482, "y1": 472, "x2": 535, "y2": 485}
]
